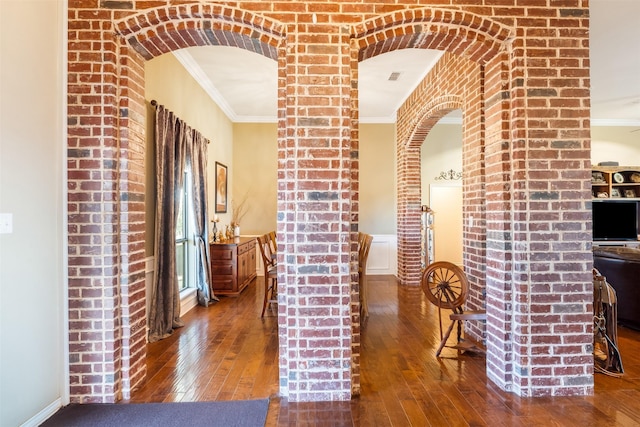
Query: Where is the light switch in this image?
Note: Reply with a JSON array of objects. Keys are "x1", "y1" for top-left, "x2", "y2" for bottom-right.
[{"x1": 0, "y1": 213, "x2": 13, "y2": 234}]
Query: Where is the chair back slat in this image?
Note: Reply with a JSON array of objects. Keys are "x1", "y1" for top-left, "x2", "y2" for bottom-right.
[
  {"x1": 257, "y1": 231, "x2": 278, "y2": 317},
  {"x1": 358, "y1": 232, "x2": 373, "y2": 319}
]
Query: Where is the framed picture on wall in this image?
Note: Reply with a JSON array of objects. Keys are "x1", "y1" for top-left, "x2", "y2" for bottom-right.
[{"x1": 215, "y1": 162, "x2": 228, "y2": 213}]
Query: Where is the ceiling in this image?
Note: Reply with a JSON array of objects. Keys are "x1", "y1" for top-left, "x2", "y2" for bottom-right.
[{"x1": 173, "y1": 0, "x2": 640, "y2": 126}]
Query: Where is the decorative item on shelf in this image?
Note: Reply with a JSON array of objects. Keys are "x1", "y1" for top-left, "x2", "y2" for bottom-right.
[
  {"x1": 611, "y1": 188, "x2": 622, "y2": 198},
  {"x1": 625, "y1": 189, "x2": 637, "y2": 198},
  {"x1": 435, "y1": 169, "x2": 462, "y2": 181},
  {"x1": 631, "y1": 173, "x2": 640, "y2": 183},
  {"x1": 614, "y1": 172, "x2": 625, "y2": 183},
  {"x1": 592, "y1": 171, "x2": 606, "y2": 184},
  {"x1": 230, "y1": 191, "x2": 250, "y2": 237},
  {"x1": 597, "y1": 192, "x2": 609, "y2": 198},
  {"x1": 211, "y1": 215, "x2": 219, "y2": 242}
]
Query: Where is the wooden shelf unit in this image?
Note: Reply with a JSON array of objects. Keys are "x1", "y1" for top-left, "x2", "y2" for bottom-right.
[
  {"x1": 592, "y1": 166, "x2": 640, "y2": 200},
  {"x1": 209, "y1": 236, "x2": 257, "y2": 296}
]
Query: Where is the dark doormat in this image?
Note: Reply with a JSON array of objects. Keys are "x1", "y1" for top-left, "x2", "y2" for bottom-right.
[{"x1": 40, "y1": 399, "x2": 269, "y2": 427}]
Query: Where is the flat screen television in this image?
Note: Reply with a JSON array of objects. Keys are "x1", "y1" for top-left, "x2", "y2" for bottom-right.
[{"x1": 592, "y1": 200, "x2": 639, "y2": 241}]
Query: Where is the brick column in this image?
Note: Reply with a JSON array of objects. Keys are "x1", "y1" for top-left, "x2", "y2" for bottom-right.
[
  {"x1": 396, "y1": 144, "x2": 423, "y2": 286},
  {"x1": 349, "y1": 40, "x2": 362, "y2": 397},
  {"x1": 483, "y1": 51, "x2": 517, "y2": 391},
  {"x1": 67, "y1": 13, "x2": 124, "y2": 402},
  {"x1": 115, "y1": 38, "x2": 148, "y2": 400},
  {"x1": 483, "y1": 12, "x2": 594, "y2": 395},
  {"x1": 278, "y1": 21, "x2": 354, "y2": 401}
]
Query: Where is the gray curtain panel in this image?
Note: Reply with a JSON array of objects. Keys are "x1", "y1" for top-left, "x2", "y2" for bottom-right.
[
  {"x1": 189, "y1": 129, "x2": 217, "y2": 306},
  {"x1": 149, "y1": 105, "x2": 187, "y2": 343},
  {"x1": 148, "y1": 104, "x2": 216, "y2": 342}
]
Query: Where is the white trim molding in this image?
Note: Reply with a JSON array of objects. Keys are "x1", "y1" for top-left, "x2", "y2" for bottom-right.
[
  {"x1": 21, "y1": 398, "x2": 62, "y2": 427},
  {"x1": 367, "y1": 234, "x2": 397, "y2": 276}
]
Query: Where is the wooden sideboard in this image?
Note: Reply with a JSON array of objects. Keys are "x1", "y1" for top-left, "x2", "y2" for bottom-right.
[{"x1": 209, "y1": 236, "x2": 256, "y2": 296}]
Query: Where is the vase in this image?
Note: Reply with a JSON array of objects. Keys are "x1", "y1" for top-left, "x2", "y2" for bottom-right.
[{"x1": 233, "y1": 225, "x2": 240, "y2": 237}]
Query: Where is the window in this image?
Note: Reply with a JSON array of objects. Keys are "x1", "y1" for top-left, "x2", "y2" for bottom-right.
[{"x1": 176, "y1": 171, "x2": 196, "y2": 292}]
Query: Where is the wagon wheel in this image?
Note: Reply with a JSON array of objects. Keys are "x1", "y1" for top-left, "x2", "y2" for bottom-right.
[{"x1": 421, "y1": 261, "x2": 469, "y2": 311}]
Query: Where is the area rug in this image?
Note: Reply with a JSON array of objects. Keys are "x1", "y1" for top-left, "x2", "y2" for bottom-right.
[{"x1": 40, "y1": 399, "x2": 269, "y2": 427}]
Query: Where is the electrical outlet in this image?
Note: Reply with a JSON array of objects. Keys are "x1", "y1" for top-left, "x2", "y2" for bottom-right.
[{"x1": 0, "y1": 213, "x2": 13, "y2": 234}]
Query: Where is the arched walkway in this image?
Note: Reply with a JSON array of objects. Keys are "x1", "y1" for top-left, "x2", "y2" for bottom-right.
[{"x1": 67, "y1": 1, "x2": 593, "y2": 402}]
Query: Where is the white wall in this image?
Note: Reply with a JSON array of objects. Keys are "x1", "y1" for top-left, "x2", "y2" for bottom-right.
[
  {"x1": 591, "y1": 126, "x2": 640, "y2": 165},
  {"x1": 421, "y1": 122, "x2": 463, "y2": 204},
  {"x1": 0, "y1": 1, "x2": 67, "y2": 426}
]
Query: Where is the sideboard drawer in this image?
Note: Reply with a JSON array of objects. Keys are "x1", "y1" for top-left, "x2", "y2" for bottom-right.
[
  {"x1": 209, "y1": 236, "x2": 257, "y2": 296},
  {"x1": 211, "y1": 263, "x2": 234, "y2": 276}
]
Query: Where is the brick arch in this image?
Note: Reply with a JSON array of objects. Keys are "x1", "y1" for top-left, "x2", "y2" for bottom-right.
[
  {"x1": 404, "y1": 95, "x2": 463, "y2": 149},
  {"x1": 350, "y1": 9, "x2": 511, "y2": 288},
  {"x1": 351, "y1": 9, "x2": 524, "y2": 395},
  {"x1": 113, "y1": 3, "x2": 286, "y2": 60},
  {"x1": 350, "y1": 11, "x2": 512, "y2": 391},
  {"x1": 352, "y1": 7, "x2": 513, "y2": 64},
  {"x1": 67, "y1": 3, "x2": 289, "y2": 403}
]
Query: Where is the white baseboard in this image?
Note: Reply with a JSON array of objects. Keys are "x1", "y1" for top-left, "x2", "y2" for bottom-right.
[
  {"x1": 180, "y1": 288, "x2": 198, "y2": 314},
  {"x1": 20, "y1": 398, "x2": 62, "y2": 427}
]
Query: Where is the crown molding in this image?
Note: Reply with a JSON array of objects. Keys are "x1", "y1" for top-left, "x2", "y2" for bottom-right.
[
  {"x1": 591, "y1": 118, "x2": 640, "y2": 127},
  {"x1": 174, "y1": 48, "x2": 640, "y2": 129},
  {"x1": 172, "y1": 50, "x2": 237, "y2": 122},
  {"x1": 232, "y1": 115, "x2": 278, "y2": 123}
]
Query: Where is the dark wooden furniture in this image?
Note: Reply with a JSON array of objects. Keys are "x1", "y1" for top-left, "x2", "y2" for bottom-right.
[{"x1": 209, "y1": 236, "x2": 256, "y2": 296}]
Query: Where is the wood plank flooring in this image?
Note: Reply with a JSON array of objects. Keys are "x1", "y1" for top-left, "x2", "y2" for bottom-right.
[{"x1": 126, "y1": 275, "x2": 640, "y2": 426}]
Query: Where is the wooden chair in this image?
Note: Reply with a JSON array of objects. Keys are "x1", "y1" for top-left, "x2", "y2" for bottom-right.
[
  {"x1": 257, "y1": 232, "x2": 277, "y2": 317},
  {"x1": 358, "y1": 232, "x2": 373, "y2": 319},
  {"x1": 267, "y1": 231, "x2": 277, "y2": 264},
  {"x1": 421, "y1": 261, "x2": 486, "y2": 357}
]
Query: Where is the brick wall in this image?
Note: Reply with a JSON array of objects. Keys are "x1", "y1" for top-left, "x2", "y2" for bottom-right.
[
  {"x1": 67, "y1": 0, "x2": 593, "y2": 401},
  {"x1": 394, "y1": 5, "x2": 593, "y2": 397},
  {"x1": 397, "y1": 51, "x2": 485, "y2": 335}
]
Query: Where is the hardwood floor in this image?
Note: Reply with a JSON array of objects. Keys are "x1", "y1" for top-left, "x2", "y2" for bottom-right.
[{"x1": 127, "y1": 275, "x2": 640, "y2": 426}]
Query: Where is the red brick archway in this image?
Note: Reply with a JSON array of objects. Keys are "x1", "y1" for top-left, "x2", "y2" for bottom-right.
[
  {"x1": 67, "y1": 4, "x2": 286, "y2": 403},
  {"x1": 352, "y1": 5, "x2": 593, "y2": 397},
  {"x1": 351, "y1": 9, "x2": 506, "y2": 386},
  {"x1": 68, "y1": 1, "x2": 593, "y2": 402}
]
